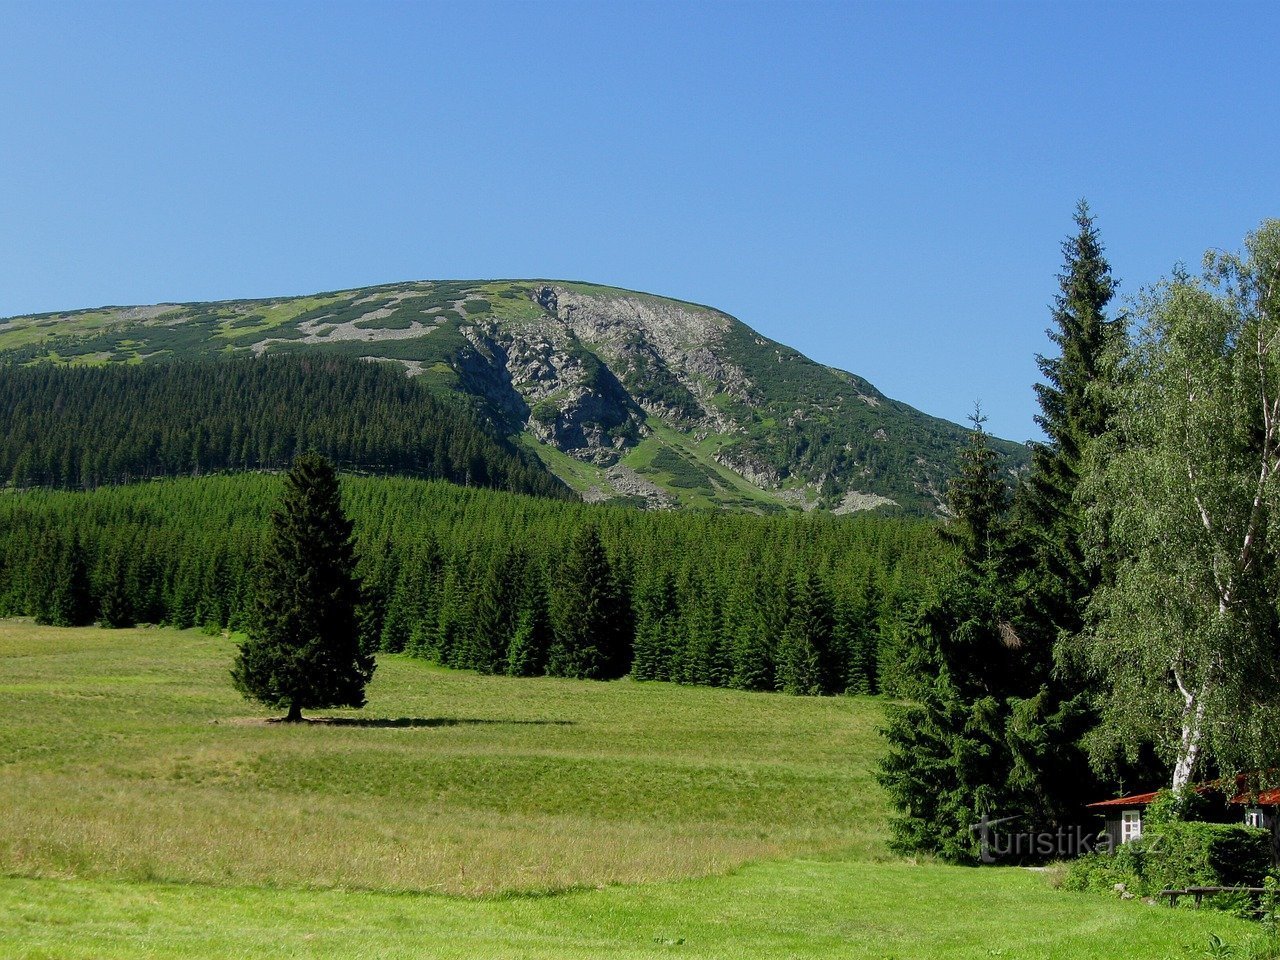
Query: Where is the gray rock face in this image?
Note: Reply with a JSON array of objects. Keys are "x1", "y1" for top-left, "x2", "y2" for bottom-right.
[
  {"x1": 457, "y1": 292, "x2": 651, "y2": 463},
  {"x1": 434, "y1": 283, "x2": 769, "y2": 472},
  {"x1": 530, "y1": 284, "x2": 749, "y2": 431}
]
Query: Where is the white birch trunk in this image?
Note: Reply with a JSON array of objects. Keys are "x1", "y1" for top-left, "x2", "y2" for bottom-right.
[{"x1": 1171, "y1": 680, "x2": 1206, "y2": 792}]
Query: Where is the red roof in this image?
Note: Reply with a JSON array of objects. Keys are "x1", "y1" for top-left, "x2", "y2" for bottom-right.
[
  {"x1": 1086, "y1": 791, "x2": 1161, "y2": 810},
  {"x1": 1088, "y1": 776, "x2": 1280, "y2": 810},
  {"x1": 1228, "y1": 787, "x2": 1280, "y2": 806}
]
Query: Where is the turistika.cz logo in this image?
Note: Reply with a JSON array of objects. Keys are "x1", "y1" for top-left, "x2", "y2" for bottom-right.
[{"x1": 969, "y1": 814, "x2": 1114, "y2": 863}]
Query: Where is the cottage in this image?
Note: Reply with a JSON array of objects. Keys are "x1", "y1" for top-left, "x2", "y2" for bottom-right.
[
  {"x1": 1086, "y1": 790, "x2": 1160, "y2": 847},
  {"x1": 1087, "y1": 781, "x2": 1279, "y2": 849},
  {"x1": 1228, "y1": 786, "x2": 1277, "y2": 832}
]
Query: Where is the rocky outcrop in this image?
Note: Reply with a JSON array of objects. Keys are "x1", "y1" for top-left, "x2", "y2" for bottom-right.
[
  {"x1": 714, "y1": 447, "x2": 782, "y2": 489},
  {"x1": 531, "y1": 285, "x2": 750, "y2": 431},
  {"x1": 461, "y1": 303, "x2": 647, "y2": 463}
]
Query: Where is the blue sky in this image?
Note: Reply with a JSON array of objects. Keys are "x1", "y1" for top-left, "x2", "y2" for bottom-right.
[{"x1": 1, "y1": 1, "x2": 1276, "y2": 441}]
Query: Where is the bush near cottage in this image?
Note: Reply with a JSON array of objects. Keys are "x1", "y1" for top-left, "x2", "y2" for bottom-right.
[{"x1": 1066, "y1": 821, "x2": 1273, "y2": 903}]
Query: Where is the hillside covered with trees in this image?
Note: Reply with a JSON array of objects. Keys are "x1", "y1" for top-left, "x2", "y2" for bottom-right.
[
  {"x1": 0, "y1": 473, "x2": 943, "y2": 696},
  {"x1": 0, "y1": 355, "x2": 567, "y2": 498}
]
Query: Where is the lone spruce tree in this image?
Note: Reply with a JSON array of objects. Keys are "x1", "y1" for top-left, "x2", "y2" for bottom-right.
[
  {"x1": 1004, "y1": 202, "x2": 1118, "y2": 821},
  {"x1": 232, "y1": 453, "x2": 373, "y2": 721}
]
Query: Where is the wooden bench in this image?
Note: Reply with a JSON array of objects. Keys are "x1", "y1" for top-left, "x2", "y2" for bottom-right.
[{"x1": 1160, "y1": 886, "x2": 1267, "y2": 908}]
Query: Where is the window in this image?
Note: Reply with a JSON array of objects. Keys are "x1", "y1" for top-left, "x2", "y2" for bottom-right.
[
  {"x1": 1121, "y1": 809, "x2": 1142, "y2": 843},
  {"x1": 1245, "y1": 807, "x2": 1266, "y2": 829}
]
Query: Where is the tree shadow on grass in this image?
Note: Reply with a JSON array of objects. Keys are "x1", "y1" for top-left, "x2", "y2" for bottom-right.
[{"x1": 272, "y1": 716, "x2": 575, "y2": 728}]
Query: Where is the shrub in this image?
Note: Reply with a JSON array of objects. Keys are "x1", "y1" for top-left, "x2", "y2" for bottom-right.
[
  {"x1": 1065, "y1": 820, "x2": 1271, "y2": 902},
  {"x1": 1141, "y1": 821, "x2": 1272, "y2": 894},
  {"x1": 1063, "y1": 844, "x2": 1145, "y2": 893},
  {"x1": 530, "y1": 400, "x2": 560, "y2": 426}
]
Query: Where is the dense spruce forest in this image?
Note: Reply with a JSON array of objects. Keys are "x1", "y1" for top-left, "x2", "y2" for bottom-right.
[
  {"x1": 0, "y1": 356, "x2": 567, "y2": 498},
  {"x1": 0, "y1": 474, "x2": 944, "y2": 695}
]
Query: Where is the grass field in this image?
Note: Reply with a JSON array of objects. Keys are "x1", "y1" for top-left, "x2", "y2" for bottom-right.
[{"x1": 0, "y1": 620, "x2": 1257, "y2": 958}]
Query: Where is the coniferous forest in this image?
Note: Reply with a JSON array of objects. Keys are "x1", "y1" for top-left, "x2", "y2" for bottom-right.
[
  {"x1": 0, "y1": 355, "x2": 567, "y2": 498},
  {"x1": 0, "y1": 472, "x2": 942, "y2": 694}
]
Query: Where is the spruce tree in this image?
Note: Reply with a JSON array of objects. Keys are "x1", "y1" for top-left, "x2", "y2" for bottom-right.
[
  {"x1": 507, "y1": 564, "x2": 552, "y2": 677},
  {"x1": 727, "y1": 571, "x2": 776, "y2": 692},
  {"x1": 878, "y1": 416, "x2": 1030, "y2": 859},
  {"x1": 1017, "y1": 199, "x2": 1119, "y2": 640},
  {"x1": 30, "y1": 530, "x2": 93, "y2": 627},
  {"x1": 95, "y1": 542, "x2": 135, "y2": 629},
  {"x1": 467, "y1": 546, "x2": 520, "y2": 674},
  {"x1": 355, "y1": 535, "x2": 397, "y2": 655},
  {"x1": 632, "y1": 567, "x2": 678, "y2": 681},
  {"x1": 548, "y1": 524, "x2": 631, "y2": 680},
  {"x1": 777, "y1": 569, "x2": 839, "y2": 695},
  {"x1": 1008, "y1": 201, "x2": 1118, "y2": 822},
  {"x1": 231, "y1": 454, "x2": 373, "y2": 721}
]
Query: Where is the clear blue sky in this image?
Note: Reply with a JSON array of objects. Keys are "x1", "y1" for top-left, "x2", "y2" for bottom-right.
[{"x1": 2, "y1": 1, "x2": 1276, "y2": 441}]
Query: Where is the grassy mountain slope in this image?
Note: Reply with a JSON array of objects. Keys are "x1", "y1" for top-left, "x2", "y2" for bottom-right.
[{"x1": 0, "y1": 280, "x2": 1028, "y2": 513}]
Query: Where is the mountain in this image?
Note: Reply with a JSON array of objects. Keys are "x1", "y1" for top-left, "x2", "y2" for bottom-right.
[{"x1": 0, "y1": 280, "x2": 1028, "y2": 513}]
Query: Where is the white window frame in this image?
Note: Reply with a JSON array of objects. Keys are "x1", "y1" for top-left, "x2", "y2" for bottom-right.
[
  {"x1": 1121, "y1": 809, "x2": 1143, "y2": 843},
  {"x1": 1245, "y1": 807, "x2": 1266, "y2": 828}
]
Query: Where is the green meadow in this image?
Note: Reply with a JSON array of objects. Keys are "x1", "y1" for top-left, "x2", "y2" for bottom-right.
[{"x1": 0, "y1": 621, "x2": 1254, "y2": 958}]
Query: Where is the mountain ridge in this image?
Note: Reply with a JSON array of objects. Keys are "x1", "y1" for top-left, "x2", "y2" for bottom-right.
[{"x1": 0, "y1": 279, "x2": 1028, "y2": 514}]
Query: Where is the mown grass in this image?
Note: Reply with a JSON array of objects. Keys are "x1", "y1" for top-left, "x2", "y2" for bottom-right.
[
  {"x1": 0, "y1": 619, "x2": 1255, "y2": 958},
  {"x1": 0, "y1": 621, "x2": 885, "y2": 895},
  {"x1": 0, "y1": 859, "x2": 1256, "y2": 959}
]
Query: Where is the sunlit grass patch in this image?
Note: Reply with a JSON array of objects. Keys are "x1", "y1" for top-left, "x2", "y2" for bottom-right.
[{"x1": 0, "y1": 620, "x2": 885, "y2": 895}]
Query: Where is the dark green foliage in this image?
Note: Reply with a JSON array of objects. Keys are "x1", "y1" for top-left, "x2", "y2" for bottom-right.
[
  {"x1": 1007, "y1": 202, "x2": 1119, "y2": 820},
  {"x1": 0, "y1": 473, "x2": 943, "y2": 695},
  {"x1": 649, "y1": 447, "x2": 717, "y2": 494},
  {"x1": 631, "y1": 568, "x2": 678, "y2": 682},
  {"x1": 354, "y1": 313, "x2": 415, "y2": 330},
  {"x1": 619, "y1": 350, "x2": 703, "y2": 421},
  {"x1": 27, "y1": 530, "x2": 93, "y2": 627},
  {"x1": 941, "y1": 409, "x2": 1009, "y2": 569},
  {"x1": 727, "y1": 572, "x2": 779, "y2": 692},
  {"x1": 231, "y1": 455, "x2": 374, "y2": 720},
  {"x1": 1140, "y1": 822, "x2": 1273, "y2": 894},
  {"x1": 879, "y1": 418, "x2": 1050, "y2": 861},
  {"x1": 548, "y1": 525, "x2": 632, "y2": 680},
  {"x1": 713, "y1": 324, "x2": 1029, "y2": 512},
  {"x1": 778, "y1": 571, "x2": 840, "y2": 695},
  {"x1": 877, "y1": 209, "x2": 1128, "y2": 861},
  {"x1": 355, "y1": 537, "x2": 398, "y2": 654},
  {"x1": 1065, "y1": 822, "x2": 1272, "y2": 899},
  {"x1": 836, "y1": 584, "x2": 880, "y2": 695},
  {"x1": 94, "y1": 542, "x2": 136, "y2": 629},
  {"x1": 0, "y1": 355, "x2": 568, "y2": 499},
  {"x1": 879, "y1": 668, "x2": 1006, "y2": 862},
  {"x1": 506, "y1": 566, "x2": 552, "y2": 677},
  {"x1": 1012, "y1": 200, "x2": 1119, "y2": 687},
  {"x1": 1020, "y1": 200, "x2": 1120, "y2": 621}
]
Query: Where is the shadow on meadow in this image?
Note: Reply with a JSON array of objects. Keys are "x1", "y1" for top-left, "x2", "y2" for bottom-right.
[{"x1": 257, "y1": 716, "x2": 577, "y2": 728}]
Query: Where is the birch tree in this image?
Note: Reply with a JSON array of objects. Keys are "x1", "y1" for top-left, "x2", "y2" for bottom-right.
[{"x1": 1080, "y1": 220, "x2": 1280, "y2": 790}]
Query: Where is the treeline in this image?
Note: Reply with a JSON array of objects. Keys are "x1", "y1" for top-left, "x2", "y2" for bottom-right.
[
  {"x1": 0, "y1": 474, "x2": 945, "y2": 695},
  {"x1": 0, "y1": 355, "x2": 568, "y2": 499}
]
